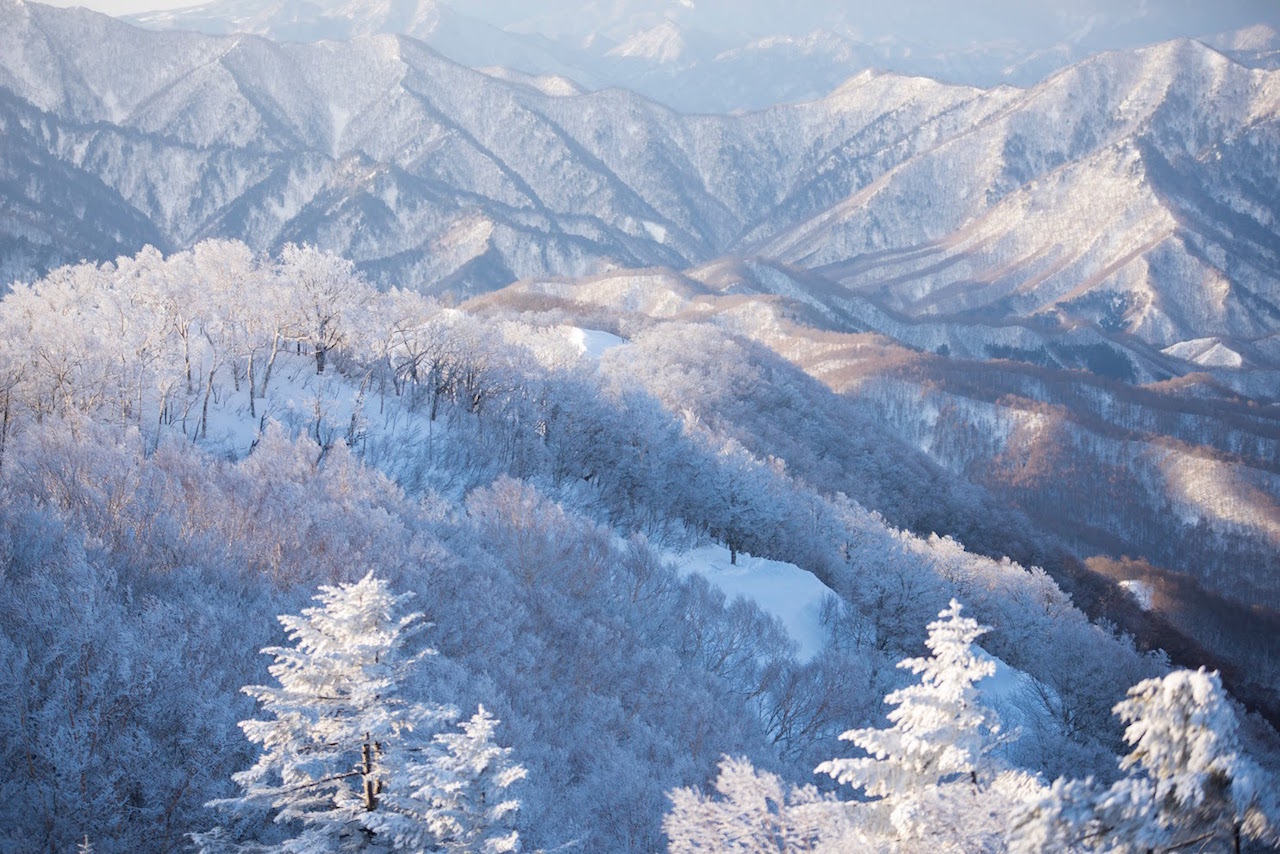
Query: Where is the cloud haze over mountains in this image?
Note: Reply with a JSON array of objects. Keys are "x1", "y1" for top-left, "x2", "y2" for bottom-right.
[{"x1": 116, "y1": 0, "x2": 1280, "y2": 109}]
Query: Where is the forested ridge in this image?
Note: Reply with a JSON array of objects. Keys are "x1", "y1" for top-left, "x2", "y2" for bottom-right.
[{"x1": 1, "y1": 243, "x2": 1277, "y2": 852}]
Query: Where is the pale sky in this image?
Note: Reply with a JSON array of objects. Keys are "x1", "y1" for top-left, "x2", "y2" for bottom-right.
[
  {"x1": 39, "y1": 0, "x2": 191, "y2": 12},
  {"x1": 33, "y1": 0, "x2": 1280, "y2": 44}
]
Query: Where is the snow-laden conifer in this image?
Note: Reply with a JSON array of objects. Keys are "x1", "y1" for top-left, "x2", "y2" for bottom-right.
[
  {"x1": 815, "y1": 599, "x2": 1040, "y2": 848},
  {"x1": 199, "y1": 572, "x2": 457, "y2": 852},
  {"x1": 368, "y1": 705, "x2": 527, "y2": 853},
  {"x1": 1011, "y1": 667, "x2": 1279, "y2": 852},
  {"x1": 816, "y1": 599, "x2": 1003, "y2": 795}
]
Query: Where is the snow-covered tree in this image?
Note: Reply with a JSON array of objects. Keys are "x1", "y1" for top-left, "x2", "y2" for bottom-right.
[
  {"x1": 201, "y1": 573, "x2": 456, "y2": 852},
  {"x1": 815, "y1": 599, "x2": 1036, "y2": 848},
  {"x1": 278, "y1": 243, "x2": 367, "y2": 375},
  {"x1": 817, "y1": 599, "x2": 1004, "y2": 795},
  {"x1": 1010, "y1": 668, "x2": 1279, "y2": 853},
  {"x1": 370, "y1": 706, "x2": 526, "y2": 853},
  {"x1": 665, "y1": 755, "x2": 853, "y2": 853}
]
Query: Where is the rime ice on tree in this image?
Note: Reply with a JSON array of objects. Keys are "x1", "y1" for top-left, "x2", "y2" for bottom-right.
[{"x1": 198, "y1": 573, "x2": 524, "y2": 852}]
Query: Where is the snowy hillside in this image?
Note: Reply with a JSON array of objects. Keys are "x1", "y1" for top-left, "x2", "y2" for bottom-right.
[
  {"x1": 480, "y1": 259, "x2": 1280, "y2": 723},
  {"x1": 2, "y1": 1, "x2": 1280, "y2": 851},
  {"x1": 3, "y1": 242, "x2": 1242, "y2": 853}
]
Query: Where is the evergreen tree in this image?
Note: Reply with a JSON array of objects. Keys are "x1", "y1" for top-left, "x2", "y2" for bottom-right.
[
  {"x1": 200, "y1": 573, "x2": 456, "y2": 852},
  {"x1": 1011, "y1": 668, "x2": 1279, "y2": 853},
  {"x1": 1113, "y1": 667, "x2": 1276, "y2": 850},
  {"x1": 369, "y1": 706, "x2": 526, "y2": 853},
  {"x1": 816, "y1": 599, "x2": 1004, "y2": 795},
  {"x1": 815, "y1": 599, "x2": 1032, "y2": 848}
]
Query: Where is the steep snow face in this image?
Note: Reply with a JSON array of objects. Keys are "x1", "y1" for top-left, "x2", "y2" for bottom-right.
[{"x1": 1162, "y1": 338, "x2": 1246, "y2": 368}]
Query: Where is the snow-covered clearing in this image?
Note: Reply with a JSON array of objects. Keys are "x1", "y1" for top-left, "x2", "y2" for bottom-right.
[
  {"x1": 670, "y1": 545, "x2": 835, "y2": 662},
  {"x1": 565, "y1": 326, "x2": 627, "y2": 360}
]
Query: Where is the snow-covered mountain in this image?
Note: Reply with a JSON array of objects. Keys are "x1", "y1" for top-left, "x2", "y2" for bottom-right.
[
  {"x1": 755, "y1": 39, "x2": 1280, "y2": 371},
  {"x1": 3, "y1": 1, "x2": 1279, "y2": 384}
]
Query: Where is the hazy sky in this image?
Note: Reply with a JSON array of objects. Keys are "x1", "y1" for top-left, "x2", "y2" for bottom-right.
[
  {"x1": 40, "y1": 0, "x2": 189, "y2": 12},
  {"x1": 35, "y1": 0, "x2": 1280, "y2": 44}
]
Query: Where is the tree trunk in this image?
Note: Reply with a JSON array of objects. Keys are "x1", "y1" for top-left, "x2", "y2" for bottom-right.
[
  {"x1": 260, "y1": 333, "x2": 281, "y2": 399},
  {"x1": 362, "y1": 739, "x2": 377, "y2": 812},
  {"x1": 0, "y1": 390, "x2": 9, "y2": 472},
  {"x1": 199, "y1": 366, "x2": 216, "y2": 441},
  {"x1": 247, "y1": 351, "x2": 256, "y2": 419},
  {"x1": 183, "y1": 330, "x2": 193, "y2": 394}
]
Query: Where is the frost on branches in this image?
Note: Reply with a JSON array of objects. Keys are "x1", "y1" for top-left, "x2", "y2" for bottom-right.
[
  {"x1": 665, "y1": 756, "x2": 854, "y2": 853},
  {"x1": 1012, "y1": 667, "x2": 1279, "y2": 853},
  {"x1": 369, "y1": 706, "x2": 527, "y2": 853},
  {"x1": 666, "y1": 600, "x2": 1044, "y2": 852},
  {"x1": 817, "y1": 599, "x2": 1004, "y2": 794},
  {"x1": 196, "y1": 573, "x2": 525, "y2": 853},
  {"x1": 815, "y1": 599, "x2": 1040, "y2": 848}
]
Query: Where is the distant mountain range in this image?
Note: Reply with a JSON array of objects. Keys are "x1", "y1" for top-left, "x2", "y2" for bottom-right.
[
  {"x1": 2, "y1": 0, "x2": 1279, "y2": 389},
  {"x1": 125, "y1": 0, "x2": 1280, "y2": 112}
]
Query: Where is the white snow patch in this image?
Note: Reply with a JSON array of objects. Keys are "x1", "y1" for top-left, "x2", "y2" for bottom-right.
[
  {"x1": 100, "y1": 89, "x2": 127, "y2": 125},
  {"x1": 1120, "y1": 579, "x2": 1154, "y2": 611},
  {"x1": 1161, "y1": 337, "x2": 1244, "y2": 368},
  {"x1": 642, "y1": 221, "x2": 668, "y2": 244},
  {"x1": 330, "y1": 103, "x2": 350, "y2": 154},
  {"x1": 671, "y1": 545, "x2": 835, "y2": 661},
  {"x1": 565, "y1": 326, "x2": 626, "y2": 360}
]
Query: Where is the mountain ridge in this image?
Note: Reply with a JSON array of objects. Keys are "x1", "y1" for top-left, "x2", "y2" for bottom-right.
[
  {"x1": 2, "y1": 2, "x2": 1279, "y2": 382},
  {"x1": 122, "y1": 0, "x2": 1280, "y2": 112}
]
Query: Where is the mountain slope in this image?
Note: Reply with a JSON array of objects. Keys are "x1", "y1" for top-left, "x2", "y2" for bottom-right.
[
  {"x1": 2, "y1": 2, "x2": 1280, "y2": 377},
  {"x1": 473, "y1": 260, "x2": 1280, "y2": 718},
  {"x1": 750, "y1": 39, "x2": 1280, "y2": 358}
]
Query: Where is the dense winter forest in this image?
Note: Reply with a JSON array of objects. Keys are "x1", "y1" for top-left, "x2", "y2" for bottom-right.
[{"x1": 0, "y1": 243, "x2": 1277, "y2": 852}]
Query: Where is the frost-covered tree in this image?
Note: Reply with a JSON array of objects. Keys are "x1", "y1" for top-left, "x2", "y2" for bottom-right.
[
  {"x1": 201, "y1": 573, "x2": 456, "y2": 852},
  {"x1": 665, "y1": 602, "x2": 1047, "y2": 853},
  {"x1": 665, "y1": 756, "x2": 853, "y2": 853},
  {"x1": 278, "y1": 243, "x2": 367, "y2": 375},
  {"x1": 817, "y1": 599, "x2": 1003, "y2": 795},
  {"x1": 815, "y1": 599, "x2": 1038, "y2": 848},
  {"x1": 370, "y1": 706, "x2": 526, "y2": 853},
  {"x1": 1114, "y1": 667, "x2": 1278, "y2": 849},
  {"x1": 1011, "y1": 668, "x2": 1279, "y2": 853}
]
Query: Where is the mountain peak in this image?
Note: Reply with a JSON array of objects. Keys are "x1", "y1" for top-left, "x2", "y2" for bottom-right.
[{"x1": 605, "y1": 19, "x2": 686, "y2": 63}]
